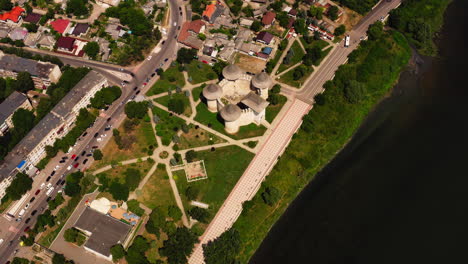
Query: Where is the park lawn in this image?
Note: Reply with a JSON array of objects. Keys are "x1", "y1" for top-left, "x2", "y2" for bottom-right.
[
  {"x1": 300, "y1": 37, "x2": 329, "y2": 50},
  {"x1": 89, "y1": 119, "x2": 156, "y2": 170},
  {"x1": 279, "y1": 65, "x2": 314, "y2": 88},
  {"x1": 314, "y1": 47, "x2": 333, "y2": 66},
  {"x1": 192, "y1": 84, "x2": 206, "y2": 102},
  {"x1": 136, "y1": 164, "x2": 176, "y2": 210},
  {"x1": 178, "y1": 124, "x2": 226, "y2": 150},
  {"x1": 152, "y1": 105, "x2": 186, "y2": 145},
  {"x1": 277, "y1": 40, "x2": 305, "y2": 74},
  {"x1": 146, "y1": 64, "x2": 186, "y2": 96},
  {"x1": 195, "y1": 103, "x2": 266, "y2": 140},
  {"x1": 186, "y1": 60, "x2": 217, "y2": 84},
  {"x1": 265, "y1": 94, "x2": 288, "y2": 123},
  {"x1": 96, "y1": 160, "x2": 154, "y2": 183},
  {"x1": 154, "y1": 92, "x2": 192, "y2": 117},
  {"x1": 174, "y1": 145, "x2": 254, "y2": 226}
]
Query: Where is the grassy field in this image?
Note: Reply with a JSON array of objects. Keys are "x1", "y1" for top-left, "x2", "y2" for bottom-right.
[
  {"x1": 277, "y1": 41, "x2": 305, "y2": 74},
  {"x1": 229, "y1": 31, "x2": 412, "y2": 263},
  {"x1": 279, "y1": 66, "x2": 314, "y2": 88},
  {"x1": 179, "y1": 124, "x2": 226, "y2": 150},
  {"x1": 136, "y1": 164, "x2": 175, "y2": 210},
  {"x1": 146, "y1": 64, "x2": 186, "y2": 96},
  {"x1": 155, "y1": 92, "x2": 192, "y2": 117},
  {"x1": 90, "y1": 119, "x2": 156, "y2": 170},
  {"x1": 186, "y1": 60, "x2": 217, "y2": 84},
  {"x1": 192, "y1": 84, "x2": 206, "y2": 102},
  {"x1": 152, "y1": 105, "x2": 186, "y2": 145},
  {"x1": 96, "y1": 160, "x2": 154, "y2": 183},
  {"x1": 194, "y1": 103, "x2": 267, "y2": 140},
  {"x1": 174, "y1": 145, "x2": 254, "y2": 226},
  {"x1": 300, "y1": 38, "x2": 329, "y2": 50},
  {"x1": 265, "y1": 94, "x2": 287, "y2": 123}
]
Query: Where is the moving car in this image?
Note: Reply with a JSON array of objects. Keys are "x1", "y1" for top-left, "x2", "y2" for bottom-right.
[{"x1": 35, "y1": 190, "x2": 40, "y2": 195}]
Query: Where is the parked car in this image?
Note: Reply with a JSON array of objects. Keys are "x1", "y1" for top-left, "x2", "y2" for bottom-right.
[
  {"x1": 94, "y1": 133, "x2": 99, "y2": 138},
  {"x1": 82, "y1": 132, "x2": 88, "y2": 137},
  {"x1": 50, "y1": 171, "x2": 56, "y2": 176},
  {"x1": 81, "y1": 151, "x2": 86, "y2": 156},
  {"x1": 35, "y1": 190, "x2": 40, "y2": 195},
  {"x1": 74, "y1": 157, "x2": 79, "y2": 162},
  {"x1": 25, "y1": 218, "x2": 31, "y2": 224},
  {"x1": 46, "y1": 176, "x2": 51, "y2": 182},
  {"x1": 133, "y1": 86, "x2": 138, "y2": 91},
  {"x1": 29, "y1": 197, "x2": 35, "y2": 203},
  {"x1": 107, "y1": 117, "x2": 112, "y2": 122},
  {"x1": 86, "y1": 153, "x2": 92, "y2": 157},
  {"x1": 62, "y1": 156, "x2": 68, "y2": 160},
  {"x1": 23, "y1": 226, "x2": 30, "y2": 232},
  {"x1": 83, "y1": 159, "x2": 88, "y2": 164},
  {"x1": 71, "y1": 154, "x2": 77, "y2": 159},
  {"x1": 60, "y1": 180, "x2": 66, "y2": 185},
  {"x1": 46, "y1": 197, "x2": 52, "y2": 202},
  {"x1": 31, "y1": 210, "x2": 37, "y2": 216},
  {"x1": 73, "y1": 163, "x2": 79, "y2": 168},
  {"x1": 56, "y1": 180, "x2": 61, "y2": 185},
  {"x1": 59, "y1": 160, "x2": 65, "y2": 163},
  {"x1": 136, "y1": 90, "x2": 140, "y2": 95},
  {"x1": 67, "y1": 165, "x2": 72, "y2": 170},
  {"x1": 92, "y1": 146, "x2": 98, "y2": 149}
]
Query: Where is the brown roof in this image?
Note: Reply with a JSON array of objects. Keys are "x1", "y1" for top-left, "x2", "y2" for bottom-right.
[
  {"x1": 241, "y1": 92, "x2": 269, "y2": 113},
  {"x1": 177, "y1": 21, "x2": 204, "y2": 50},
  {"x1": 56, "y1": 36, "x2": 75, "y2": 51},
  {"x1": 23, "y1": 13, "x2": 42, "y2": 24},
  {"x1": 187, "y1": 19, "x2": 205, "y2": 34},
  {"x1": 262, "y1": 11, "x2": 276, "y2": 25},
  {"x1": 256, "y1": 31, "x2": 274, "y2": 44}
]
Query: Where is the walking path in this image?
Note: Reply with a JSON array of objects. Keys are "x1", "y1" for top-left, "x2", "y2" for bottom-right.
[{"x1": 188, "y1": 99, "x2": 311, "y2": 264}]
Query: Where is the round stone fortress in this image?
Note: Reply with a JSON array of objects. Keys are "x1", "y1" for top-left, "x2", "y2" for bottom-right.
[{"x1": 202, "y1": 65, "x2": 273, "y2": 134}]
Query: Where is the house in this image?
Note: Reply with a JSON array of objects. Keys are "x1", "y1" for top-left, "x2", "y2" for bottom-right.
[
  {"x1": 286, "y1": 17, "x2": 295, "y2": 29},
  {"x1": 8, "y1": 27, "x2": 28, "y2": 41},
  {"x1": 96, "y1": 37, "x2": 110, "y2": 61},
  {"x1": 56, "y1": 36, "x2": 76, "y2": 52},
  {"x1": 239, "y1": 18, "x2": 254, "y2": 27},
  {"x1": 261, "y1": 11, "x2": 276, "y2": 28},
  {"x1": 256, "y1": 31, "x2": 274, "y2": 45},
  {"x1": 96, "y1": 0, "x2": 121, "y2": 6},
  {"x1": 0, "y1": 91, "x2": 32, "y2": 136},
  {"x1": 0, "y1": 6, "x2": 25, "y2": 25},
  {"x1": 288, "y1": 9, "x2": 298, "y2": 17},
  {"x1": 36, "y1": 33, "x2": 56, "y2": 50},
  {"x1": 234, "y1": 28, "x2": 252, "y2": 50},
  {"x1": 0, "y1": 71, "x2": 108, "y2": 201},
  {"x1": 23, "y1": 13, "x2": 42, "y2": 24},
  {"x1": 105, "y1": 23, "x2": 126, "y2": 40},
  {"x1": 24, "y1": 32, "x2": 39, "y2": 47},
  {"x1": 0, "y1": 50, "x2": 62, "y2": 89},
  {"x1": 177, "y1": 19, "x2": 206, "y2": 50},
  {"x1": 262, "y1": 46, "x2": 272, "y2": 55},
  {"x1": 202, "y1": 4, "x2": 224, "y2": 24},
  {"x1": 0, "y1": 26, "x2": 9, "y2": 38},
  {"x1": 50, "y1": 19, "x2": 70, "y2": 34},
  {"x1": 71, "y1": 23, "x2": 89, "y2": 36},
  {"x1": 251, "y1": 0, "x2": 267, "y2": 3}
]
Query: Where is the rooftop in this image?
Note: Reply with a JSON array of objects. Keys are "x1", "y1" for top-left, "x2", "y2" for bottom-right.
[
  {"x1": 251, "y1": 72, "x2": 273, "y2": 89},
  {"x1": 72, "y1": 23, "x2": 89, "y2": 36},
  {"x1": 0, "y1": 91, "x2": 28, "y2": 123},
  {"x1": 50, "y1": 19, "x2": 70, "y2": 34},
  {"x1": 75, "y1": 207, "x2": 131, "y2": 257},
  {"x1": 262, "y1": 11, "x2": 276, "y2": 25},
  {"x1": 256, "y1": 31, "x2": 274, "y2": 44},
  {"x1": 222, "y1": 64, "x2": 243, "y2": 81},
  {"x1": 0, "y1": 51, "x2": 58, "y2": 79},
  {"x1": 241, "y1": 92, "x2": 269, "y2": 113},
  {"x1": 220, "y1": 104, "x2": 241, "y2": 122},
  {"x1": 0, "y1": 6, "x2": 25, "y2": 23},
  {"x1": 23, "y1": 13, "x2": 42, "y2": 24},
  {"x1": 56, "y1": 36, "x2": 75, "y2": 51},
  {"x1": 202, "y1": 84, "x2": 223, "y2": 100}
]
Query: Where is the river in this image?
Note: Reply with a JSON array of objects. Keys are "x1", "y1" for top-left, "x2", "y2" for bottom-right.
[{"x1": 250, "y1": 1, "x2": 468, "y2": 263}]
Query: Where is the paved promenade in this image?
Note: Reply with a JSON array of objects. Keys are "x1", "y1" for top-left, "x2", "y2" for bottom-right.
[{"x1": 188, "y1": 99, "x2": 311, "y2": 263}]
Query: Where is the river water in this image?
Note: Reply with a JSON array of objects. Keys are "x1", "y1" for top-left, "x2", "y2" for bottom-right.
[{"x1": 250, "y1": 1, "x2": 468, "y2": 263}]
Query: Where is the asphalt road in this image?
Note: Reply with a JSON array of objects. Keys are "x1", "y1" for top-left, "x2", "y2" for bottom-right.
[
  {"x1": 0, "y1": 0, "x2": 183, "y2": 261},
  {"x1": 297, "y1": 0, "x2": 402, "y2": 103}
]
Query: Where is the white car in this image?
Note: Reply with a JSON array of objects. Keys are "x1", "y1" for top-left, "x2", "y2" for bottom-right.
[
  {"x1": 40, "y1": 183, "x2": 45, "y2": 189},
  {"x1": 24, "y1": 203, "x2": 30, "y2": 209},
  {"x1": 0, "y1": 239, "x2": 3, "y2": 245},
  {"x1": 67, "y1": 165, "x2": 72, "y2": 171},
  {"x1": 101, "y1": 134, "x2": 107, "y2": 137},
  {"x1": 97, "y1": 138, "x2": 103, "y2": 142},
  {"x1": 147, "y1": 55, "x2": 152, "y2": 60},
  {"x1": 47, "y1": 183, "x2": 52, "y2": 189}
]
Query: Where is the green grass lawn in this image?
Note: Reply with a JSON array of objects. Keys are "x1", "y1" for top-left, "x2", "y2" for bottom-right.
[
  {"x1": 154, "y1": 92, "x2": 192, "y2": 117},
  {"x1": 152, "y1": 105, "x2": 187, "y2": 145},
  {"x1": 136, "y1": 164, "x2": 175, "y2": 210},
  {"x1": 265, "y1": 94, "x2": 287, "y2": 123},
  {"x1": 90, "y1": 119, "x2": 157, "y2": 170},
  {"x1": 174, "y1": 145, "x2": 254, "y2": 226},
  {"x1": 146, "y1": 64, "x2": 186, "y2": 96},
  {"x1": 96, "y1": 160, "x2": 154, "y2": 183},
  {"x1": 192, "y1": 84, "x2": 206, "y2": 102},
  {"x1": 179, "y1": 124, "x2": 226, "y2": 150},
  {"x1": 279, "y1": 66, "x2": 314, "y2": 88},
  {"x1": 194, "y1": 103, "x2": 266, "y2": 140},
  {"x1": 313, "y1": 47, "x2": 333, "y2": 66},
  {"x1": 186, "y1": 60, "x2": 217, "y2": 84},
  {"x1": 300, "y1": 37, "x2": 329, "y2": 50},
  {"x1": 277, "y1": 40, "x2": 305, "y2": 74}
]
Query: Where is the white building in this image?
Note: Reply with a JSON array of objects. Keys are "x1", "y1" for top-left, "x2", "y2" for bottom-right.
[
  {"x1": 202, "y1": 65, "x2": 273, "y2": 133},
  {"x1": 0, "y1": 71, "x2": 108, "y2": 201}
]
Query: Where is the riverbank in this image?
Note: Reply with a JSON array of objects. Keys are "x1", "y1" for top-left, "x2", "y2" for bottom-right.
[{"x1": 202, "y1": 27, "x2": 412, "y2": 262}]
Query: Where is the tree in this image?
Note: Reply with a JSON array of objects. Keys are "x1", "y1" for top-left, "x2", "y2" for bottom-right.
[
  {"x1": 176, "y1": 48, "x2": 197, "y2": 64},
  {"x1": 3, "y1": 173, "x2": 32, "y2": 201},
  {"x1": 124, "y1": 168, "x2": 142, "y2": 191},
  {"x1": 160, "y1": 227, "x2": 198, "y2": 264},
  {"x1": 146, "y1": 206, "x2": 166, "y2": 235},
  {"x1": 48, "y1": 193, "x2": 65, "y2": 210},
  {"x1": 185, "y1": 150, "x2": 197, "y2": 163},
  {"x1": 367, "y1": 21, "x2": 384, "y2": 41},
  {"x1": 276, "y1": 12, "x2": 290, "y2": 28},
  {"x1": 12, "y1": 108, "x2": 35, "y2": 136},
  {"x1": 261, "y1": 186, "x2": 281, "y2": 206},
  {"x1": 52, "y1": 253, "x2": 74, "y2": 264},
  {"x1": 303, "y1": 46, "x2": 323, "y2": 66},
  {"x1": 203, "y1": 228, "x2": 241, "y2": 264},
  {"x1": 35, "y1": 210, "x2": 55, "y2": 232},
  {"x1": 168, "y1": 98, "x2": 185, "y2": 114},
  {"x1": 66, "y1": 0, "x2": 89, "y2": 16},
  {"x1": 185, "y1": 186, "x2": 199, "y2": 201},
  {"x1": 334, "y1": 24, "x2": 346, "y2": 36},
  {"x1": 310, "y1": 6, "x2": 323, "y2": 20},
  {"x1": 90, "y1": 86, "x2": 122, "y2": 109},
  {"x1": 250, "y1": 20, "x2": 262, "y2": 32},
  {"x1": 292, "y1": 65, "x2": 307, "y2": 81},
  {"x1": 14, "y1": 72, "x2": 35, "y2": 92},
  {"x1": 294, "y1": 18, "x2": 307, "y2": 35},
  {"x1": 344, "y1": 80, "x2": 366, "y2": 103},
  {"x1": 328, "y1": 5, "x2": 339, "y2": 21},
  {"x1": 242, "y1": 5, "x2": 254, "y2": 17},
  {"x1": 93, "y1": 149, "x2": 103, "y2": 160},
  {"x1": 11, "y1": 257, "x2": 29, "y2": 264},
  {"x1": 188, "y1": 207, "x2": 210, "y2": 223},
  {"x1": 109, "y1": 181, "x2": 129, "y2": 201},
  {"x1": 125, "y1": 101, "x2": 148, "y2": 119},
  {"x1": 0, "y1": 0, "x2": 12, "y2": 11},
  {"x1": 271, "y1": 84, "x2": 281, "y2": 94},
  {"x1": 278, "y1": 39, "x2": 288, "y2": 51},
  {"x1": 168, "y1": 205, "x2": 182, "y2": 221},
  {"x1": 83, "y1": 41, "x2": 100, "y2": 59},
  {"x1": 111, "y1": 244, "x2": 126, "y2": 261},
  {"x1": 64, "y1": 228, "x2": 79, "y2": 242},
  {"x1": 126, "y1": 236, "x2": 150, "y2": 264}
]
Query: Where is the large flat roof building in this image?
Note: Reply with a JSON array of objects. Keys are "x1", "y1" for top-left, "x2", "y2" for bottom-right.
[
  {"x1": 75, "y1": 207, "x2": 131, "y2": 260},
  {"x1": 0, "y1": 91, "x2": 32, "y2": 136}
]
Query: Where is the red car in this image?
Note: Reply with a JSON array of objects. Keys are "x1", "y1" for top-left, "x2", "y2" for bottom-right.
[
  {"x1": 143, "y1": 82, "x2": 147, "y2": 86},
  {"x1": 73, "y1": 163, "x2": 79, "y2": 168},
  {"x1": 24, "y1": 226, "x2": 30, "y2": 232},
  {"x1": 71, "y1": 154, "x2": 77, "y2": 159},
  {"x1": 35, "y1": 189, "x2": 40, "y2": 195}
]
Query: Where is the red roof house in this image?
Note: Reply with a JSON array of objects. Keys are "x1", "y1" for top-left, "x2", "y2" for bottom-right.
[
  {"x1": 0, "y1": 6, "x2": 25, "y2": 23},
  {"x1": 50, "y1": 19, "x2": 70, "y2": 34},
  {"x1": 261, "y1": 11, "x2": 276, "y2": 26},
  {"x1": 56, "y1": 36, "x2": 76, "y2": 52},
  {"x1": 177, "y1": 20, "x2": 206, "y2": 50}
]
